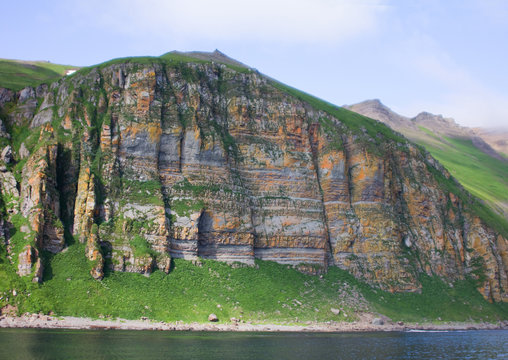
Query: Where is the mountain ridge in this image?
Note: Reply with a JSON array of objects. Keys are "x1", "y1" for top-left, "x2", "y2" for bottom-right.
[
  {"x1": 0, "y1": 53, "x2": 507, "y2": 324},
  {"x1": 346, "y1": 99, "x2": 508, "y2": 220},
  {"x1": 346, "y1": 99, "x2": 506, "y2": 161}
]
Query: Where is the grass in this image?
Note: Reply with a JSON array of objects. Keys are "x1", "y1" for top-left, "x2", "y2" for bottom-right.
[
  {"x1": 418, "y1": 129, "x2": 508, "y2": 215},
  {"x1": 1, "y1": 53, "x2": 507, "y2": 325},
  {"x1": 270, "y1": 80, "x2": 407, "y2": 149},
  {"x1": 0, "y1": 243, "x2": 506, "y2": 324},
  {"x1": 75, "y1": 51, "x2": 253, "y2": 80},
  {"x1": 0, "y1": 59, "x2": 77, "y2": 90}
]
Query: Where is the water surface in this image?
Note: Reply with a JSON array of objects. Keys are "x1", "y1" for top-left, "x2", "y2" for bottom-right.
[{"x1": 0, "y1": 328, "x2": 506, "y2": 359}]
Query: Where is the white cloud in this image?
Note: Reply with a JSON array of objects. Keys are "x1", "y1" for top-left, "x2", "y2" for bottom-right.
[{"x1": 71, "y1": 0, "x2": 387, "y2": 44}]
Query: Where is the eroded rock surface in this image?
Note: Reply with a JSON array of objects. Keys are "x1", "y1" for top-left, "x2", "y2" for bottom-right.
[{"x1": 0, "y1": 58, "x2": 506, "y2": 302}]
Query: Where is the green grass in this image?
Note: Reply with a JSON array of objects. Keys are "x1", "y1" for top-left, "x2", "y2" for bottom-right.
[
  {"x1": 419, "y1": 130, "x2": 508, "y2": 215},
  {"x1": 270, "y1": 81, "x2": 407, "y2": 149},
  {"x1": 121, "y1": 179, "x2": 164, "y2": 206},
  {"x1": 75, "y1": 51, "x2": 253, "y2": 79},
  {"x1": 0, "y1": 243, "x2": 506, "y2": 324},
  {"x1": 0, "y1": 59, "x2": 78, "y2": 90}
]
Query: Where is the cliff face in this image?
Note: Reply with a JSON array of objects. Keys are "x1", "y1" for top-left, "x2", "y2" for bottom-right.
[
  {"x1": 346, "y1": 100, "x2": 508, "y2": 220},
  {"x1": 0, "y1": 56, "x2": 507, "y2": 302}
]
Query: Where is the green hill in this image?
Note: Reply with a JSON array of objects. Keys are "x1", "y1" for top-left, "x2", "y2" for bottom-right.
[
  {"x1": 417, "y1": 127, "x2": 508, "y2": 217},
  {"x1": 0, "y1": 59, "x2": 78, "y2": 90},
  {"x1": 346, "y1": 100, "x2": 508, "y2": 223}
]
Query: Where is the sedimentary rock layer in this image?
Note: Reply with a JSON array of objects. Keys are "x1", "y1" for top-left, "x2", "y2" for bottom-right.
[{"x1": 0, "y1": 58, "x2": 506, "y2": 302}]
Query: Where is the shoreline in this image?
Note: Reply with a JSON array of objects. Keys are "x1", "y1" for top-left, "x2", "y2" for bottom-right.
[{"x1": 1, "y1": 314, "x2": 507, "y2": 332}]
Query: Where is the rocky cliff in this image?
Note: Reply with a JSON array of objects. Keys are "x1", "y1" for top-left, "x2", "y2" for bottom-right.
[
  {"x1": 345, "y1": 99, "x2": 508, "y2": 219},
  {"x1": 0, "y1": 52, "x2": 507, "y2": 302}
]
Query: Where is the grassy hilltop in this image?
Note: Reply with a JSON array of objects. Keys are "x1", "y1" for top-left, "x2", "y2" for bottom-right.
[{"x1": 0, "y1": 58, "x2": 78, "y2": 91}]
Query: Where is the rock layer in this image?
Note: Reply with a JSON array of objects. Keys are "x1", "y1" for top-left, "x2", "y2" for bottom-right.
[{"x1": 0, "y1": 57, "x2": 506, "y2": 302}]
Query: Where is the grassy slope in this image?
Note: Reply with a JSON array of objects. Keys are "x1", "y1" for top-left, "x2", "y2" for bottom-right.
[
  {"x1": 417, "y1": 126, "x2": 508, "y2": 216},
  {"x1": 0, "y1": 244, "x2": 506, "y2": 323},
  {"x1": 0, "y1": 59, "x2": 77, "y2": 91}
]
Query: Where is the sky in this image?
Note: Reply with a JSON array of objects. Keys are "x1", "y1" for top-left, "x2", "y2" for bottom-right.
[{"x1": 2, "y1": 0, "x2": 508, "y2": 128}]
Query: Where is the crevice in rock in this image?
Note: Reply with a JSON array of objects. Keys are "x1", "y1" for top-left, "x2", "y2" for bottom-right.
[
  {"x1": 155, "y1": 69, "x2": 172, "y2": 257},
  {"x1": 306, "y1": 116, "x2": 333, "y2": 267}
]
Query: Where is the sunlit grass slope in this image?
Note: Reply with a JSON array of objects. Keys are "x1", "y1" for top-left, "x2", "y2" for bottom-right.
[
  {"x1": 0, "y1": 59, "x2": 78, "y2": 90},
  {"x1": 0, "y1": 244, "x2": 506, "y2": 324},
  {"x1": 417, "y1": 126, "x2": 508, "y2": 216}
]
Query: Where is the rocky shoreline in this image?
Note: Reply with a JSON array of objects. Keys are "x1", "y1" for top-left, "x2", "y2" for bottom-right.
[{"x1": 1, "y1": 314, "x2": 506, "y2": 332}]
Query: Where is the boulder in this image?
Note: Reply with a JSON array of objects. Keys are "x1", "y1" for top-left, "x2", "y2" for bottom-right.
[
  {"x1": 19, "y1": 143, "x2": 29, "y2": 159},
  {"x1": 208, "y1": 313, "x2": 218, "y2": 322},
  {"x1": 18, "y1": 87, "x2": 35, "y2": 102},
  {"x1": 330, "y1": 308, "x2": 341, "y2": 315},
  {"x1": 1, "y1": 145, "x2": 13, "y2": 164},
  {"x1": 372, "y1": 318, "x2": 384, "y2": 325}
]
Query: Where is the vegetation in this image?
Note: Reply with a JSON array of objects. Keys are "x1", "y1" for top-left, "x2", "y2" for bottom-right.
[
  {"x1": 129, "y1": 236, "x2": 155, "y2": 258},
  {"x1": 0, "y1": 243, "x2": 506, "y2": 323},
  {"x1": 1, "y1": 53, "x2": 507, "y2": 327},
  {"x1": 121, "y1": 179, "x2": 164, "y2": 206},
  {"x1": 0, "y1": 59, "x2": 77, "y2": 90},
  {"x1": 270, "y1": 80, "x2": 407, "y2": 148},
  {"x1": 419, "y1": 130, "x2": 508, "y2": 215}
]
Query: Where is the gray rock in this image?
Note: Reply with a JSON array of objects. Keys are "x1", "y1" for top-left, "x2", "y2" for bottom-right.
[
  {"x1": 18, "y1": 87, "x2": 35, "y2": 103},
  {"x1": 208, "y1": 313, "x2": 218, "y2": 322},
  {"x1": 330, "y1": 308, "x2": 341, "y2": 315},
  {"x1": 38, "y1": 92, "x2": 54, "y2": 112},
  {"x1": 35, "y1": 84, "x2": 48, "y2": 98},
  {"x1": 0, "y1": 88, "x2": 14, "y2": 107},
  {"x1": 1, "y1": 145, "x2": 13, "y2": 163},
  {"x1": 372, "y1": 318, "x2": 384, "y2": 325},
  {"x1": 31, "y1": 108, "x2": 53, "y2": 128},
  {"x1": 0, "y1": 119, "x2": 9, "y2": 139},
  {"x1": 19, "y1": 143, "x2": 29, "y2": 159}
]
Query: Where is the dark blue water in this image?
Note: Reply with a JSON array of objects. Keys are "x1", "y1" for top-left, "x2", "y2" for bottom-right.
[{"x1": 0, "y1": 328, "x2": 506, "y2": 360}]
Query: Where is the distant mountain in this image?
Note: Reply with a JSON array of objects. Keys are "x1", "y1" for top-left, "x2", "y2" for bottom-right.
[
  {"x1": 472, "y1": 127, "x2": 508, "y2": 158},
  {"x1": 346, "y1": 99, "x2": 508, "y2": 217}
]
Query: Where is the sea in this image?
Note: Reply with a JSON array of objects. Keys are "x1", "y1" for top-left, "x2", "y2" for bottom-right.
[{"x1": 0, "y1": 328, "x2": 506, "y2": 359}]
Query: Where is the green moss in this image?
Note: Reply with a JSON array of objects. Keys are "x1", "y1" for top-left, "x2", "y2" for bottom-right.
[
  {"x1": 121, "y1": 179, "x2": 164, "y2": 206},
  {"x1": 7, "y1": 214, "x2": 35, "y2": 268},
  {"x1": 129, "y1": 236, "x2": 155, "y2": 258},
  {"x1": 170, "y1": 199, "x2": 204, "y2": 218}
]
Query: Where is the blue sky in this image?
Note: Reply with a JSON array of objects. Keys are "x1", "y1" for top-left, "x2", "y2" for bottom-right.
[{"x1": 2, "y1": 0, "x2": 507, "y2": 128}]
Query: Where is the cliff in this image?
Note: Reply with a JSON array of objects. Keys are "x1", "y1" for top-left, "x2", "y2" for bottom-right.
[
  {"x1": 0, "y1": 52, "x2": 507, "y2": 303},
  {"x1": 346, "y1": 99, "x2": 508, "y2": 219}
]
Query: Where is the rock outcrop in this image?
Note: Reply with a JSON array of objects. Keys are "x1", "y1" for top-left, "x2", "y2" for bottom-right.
[{"x1": 0, "y1": 54, "x2": 506, "y2": 302}]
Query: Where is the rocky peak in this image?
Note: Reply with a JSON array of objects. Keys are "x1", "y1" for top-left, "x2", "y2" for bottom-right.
[
  {"x1": 345, "y1": 99, "x2": 413, "y2": 131},
  {"x1": 412, "y1": 111, "x2": 463, "y2": 134}
]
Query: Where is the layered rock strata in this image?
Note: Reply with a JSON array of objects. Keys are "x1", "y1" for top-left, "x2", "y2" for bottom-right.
[{"x1": 0, "y1": 58, "x2": 506, "y2": 302}]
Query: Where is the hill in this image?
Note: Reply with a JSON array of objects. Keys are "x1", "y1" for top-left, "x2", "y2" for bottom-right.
[
  {"x1": 0, "y1": 58, "x2": 78, "y2": 91},
  {"x1": 346, "y1": 100, "x2": 508, "y2": 218},
  {"x1": 0, "y1": 52, "x2": 506, "y2": 325}
]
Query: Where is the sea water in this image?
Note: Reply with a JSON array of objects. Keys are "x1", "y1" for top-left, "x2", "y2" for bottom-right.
[{"x1": 0, "y1": 328, "x2": 506, "y2": 359}]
